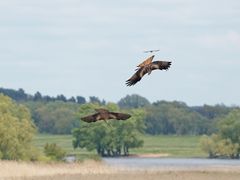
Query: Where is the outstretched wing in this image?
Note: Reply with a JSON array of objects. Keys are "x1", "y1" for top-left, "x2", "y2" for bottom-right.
[
  {"x1": 144, "y1": 49, "x2": 160, "y2": 53},
  {"x1": 151, "y1": 61, "x2": 171, "y2": 70},
  {"x1": 126, "y1": 66, "x2": 149, "y2": 86},
  {"x1": 94, "y1": 108, "x2": 109, "y2": 113},
  {"x1": 136, "y1": 55, "x2": 154, "y2": 68},
  {"x1": 109, "y1": 112, "x2": 131, "y2": 120},
  {"x1": 81, "y1": 113, "x2": 101, "y2": 123}
]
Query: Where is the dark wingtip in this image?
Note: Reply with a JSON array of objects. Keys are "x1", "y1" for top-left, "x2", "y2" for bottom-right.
[
  {"x1": 126, "y1": 80, "x2": 136, "y2": 86},
  {"x1": 167, "y1": 61, "x2": 172, "y2": 69},
  {"x1": 120, "y1": 113, "x2": 131, "y2": 120},
  {"x1": 81, "y1": 118, "x2": 89, "y2": 123},
  {"x1": 125, "y1": 80, "x2": 133, "y2": 86},
  {"x1": 126, "y1": 114, "x2": 131, "y2": 119}
]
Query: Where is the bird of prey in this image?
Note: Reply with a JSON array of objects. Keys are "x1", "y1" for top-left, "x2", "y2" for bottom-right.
[
  {"x1": 81, "y1": 108, "x2": 131, "y2": 123},
  {"x1": 126, "y1": 58, "x2": 172, "y2": 86},
  {"x1": 136, "y1": 55, "x2": 154, "y2": 68},
  {"x1": 143, "y1": 49, "x2": 160, "y2": 53}
]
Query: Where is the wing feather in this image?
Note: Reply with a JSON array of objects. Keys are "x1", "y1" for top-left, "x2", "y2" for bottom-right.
[
  {"x1": 81, "y1": 113, "x2": 100, "y2": 123},
  {"x1": 151, "y1": 61, "x2": 171, "y2": 70},
  {"x1": 126, "y1": 66, "x2": 149, "y2": 86},
  {"x1": 109, "y1": 112, "x2": 131, "y2": 120}
]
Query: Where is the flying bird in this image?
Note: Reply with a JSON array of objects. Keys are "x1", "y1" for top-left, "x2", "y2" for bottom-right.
[
  {"x1": 136, "y1": 55, "x2": 154, "y2": 68},
  {"x1": 81, "y1": 108, "x2": 131, "y2": 123},
  {"x1": 143, "y1": 49, "x2": 160, "y2": 53},
  {"x1": 126, "y1": 60, "x2": 172, "y2": 86}
]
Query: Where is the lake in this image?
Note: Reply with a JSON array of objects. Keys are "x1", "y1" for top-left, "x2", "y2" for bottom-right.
[{"x1": 103, "y1": 157, "x2": 240, "y2": 169}]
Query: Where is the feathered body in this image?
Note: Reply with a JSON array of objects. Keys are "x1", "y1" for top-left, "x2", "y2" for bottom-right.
[
  {"x1": 126, "y1": 60, "x2": 172, "y2": 86},
  {"x1": 81, "y1": 108, "x2": 131, "y2": 123},
  {"x1": 136, "y1": 55, "x2": 154, "y2": 68}
]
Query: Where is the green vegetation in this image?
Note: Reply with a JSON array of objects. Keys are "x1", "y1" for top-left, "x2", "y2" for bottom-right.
[
  {"x1": 0, "y1": 87, "x2": 236, "y2": 136},
  {"x1": 0, "y1": 87, "x2": 239, "y2": 160},
  {"x1": 132, "y1": 135, "x2": 206, "y2": 157},
  {"x1": 44, "y1": 143, "x2": 66, "y2": 161},
  {"x1": 33, "y1": 134, "x2": 206, "y2": 158},
  {"x1": 72, "y1": 103, "x2": 145, "y2": 157},
  {"x1": 33, "y1": 134, "x2": 97, "y2": 161},
  {"x1": 200, "y1": 109, "x2": 240, "y2": 159},
  {"x1": 25, "y1": 101, "x2": 79, "y2": 134},
  {"x1": 118, "y1": 94, "x2": 150, "y2": 108},
  {"x1": 0, "y1": 94, "x2": 39, "y2": 160}
]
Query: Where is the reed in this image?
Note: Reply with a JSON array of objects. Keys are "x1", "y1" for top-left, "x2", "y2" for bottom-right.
[{"x1": 1, "y1": 160, "x2": 240, "y2": 180}]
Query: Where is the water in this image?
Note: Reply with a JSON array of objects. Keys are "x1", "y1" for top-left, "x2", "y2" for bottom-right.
[{"x1": 103, "y1": 157, "x2": 240, "y2": 169}]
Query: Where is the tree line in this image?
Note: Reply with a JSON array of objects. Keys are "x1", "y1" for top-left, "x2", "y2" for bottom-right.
[
  {"x1": 1, "y1": 87, "x2": 240, "y2": 159},
  {"x1": 0, "y1": 87, "x2": 237, "y2": 135},
  {"x1": 0, "y1": 87, "x2": 105, "y2": 104}
]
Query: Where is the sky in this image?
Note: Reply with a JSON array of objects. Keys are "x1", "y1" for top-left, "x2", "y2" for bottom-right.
[{"x1": 0, "y1": 0, "x2": 240, "y2": 106}]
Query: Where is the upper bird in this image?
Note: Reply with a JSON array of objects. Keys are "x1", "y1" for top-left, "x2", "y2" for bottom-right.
[
  {"x1": 81, "y1": 108, "x2": 131, "y2": 123},
  {"x1": 143, "y1": 49, "x2": 160, "y2": 53},
  {"x1": 126, "y1": 55, "x2": 172, "y2": 86}
]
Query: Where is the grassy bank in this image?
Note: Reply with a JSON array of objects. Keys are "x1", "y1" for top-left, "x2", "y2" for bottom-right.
[
  {"x1": 131, "y1": 135, "x2": 207, "y2": 157},
  {"x1": 33, "y1": 134, "x2": 207, "y2": 158}
]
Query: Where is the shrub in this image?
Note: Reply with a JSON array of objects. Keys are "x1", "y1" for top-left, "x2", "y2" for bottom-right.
[{"x1": 44, "y1": 143, "x2": 66, "y2": 161}]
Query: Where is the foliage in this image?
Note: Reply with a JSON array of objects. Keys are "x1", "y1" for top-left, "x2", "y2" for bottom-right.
[
  {"x1": 200, "y1": 109, "x2": 240, "y2": 159},
  {"x1": 72, "y1": 103, "x2": 145, "y2": 156},
  {"x1": 192, "y1": 104, "x2": 232, "y2": 119},
  {"x1": 218, "y1": 109, "x2": 240, "y2": 143},
  {"x1": 0, "y1": 88, "x2": 27, "y2": 101},
  {"x1": 25, "y1": 101, "x2": 79, "y2": 134},
  {"x1": 0, "y1": 87, "x2": 237, "y2": 136},
  {"x1": 145, "y1": 101, "x2": 209, "y2": 135},
  {"x1": 200, "y1": 134, "x2": 220, "y2": 158},
  {"x1": 0, "y1": 94, "x2": 38, "y2": 160},
  {"x1": 0, "y1": 87, "x2": 86, "y2": 104},
  {"x1": 44, "y1": 143, "x2": 66, "y2": 161},
  {"x1": 200, "y1": 134, "x2": 239, "y2": 158},
  {"x1": 76, "y1": 96, "x2": 86, "y2": 104},
  {"x1": 118, "y1": 94, "x2": 150, "y2": 108},
  {"x1": 89, "y1": 96, "x2": 106, "y2": 105}
]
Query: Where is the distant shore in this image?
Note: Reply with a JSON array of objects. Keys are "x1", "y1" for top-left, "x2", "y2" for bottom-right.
[{"x1": 130, "y1": 153, "x2": 170, "y2": 158}]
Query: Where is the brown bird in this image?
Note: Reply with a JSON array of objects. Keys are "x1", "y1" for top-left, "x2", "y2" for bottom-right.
[
  {"x1": 126, "y1": 60, "x2": 172, "y2": 86},
  {"x1": 136, "y1": 55, "x2": 154, "y2": 68},
  {"x1": 81, "y1": 108, "x2": 131, "y2": 123}
]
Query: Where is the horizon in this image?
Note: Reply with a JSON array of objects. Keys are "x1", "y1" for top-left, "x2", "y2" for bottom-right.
[{"x1": 0, "y1": 86, "x2": 236, "y2": 107}]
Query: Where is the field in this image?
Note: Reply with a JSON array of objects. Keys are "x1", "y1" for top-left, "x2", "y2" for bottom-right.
[
  {"x1": 1, "y1": 135, "x2": 239, "y2": 180},
  {"x1": 33, "y1": 134, "x2": 207, "y2": 158},
  {"x1": 131, "y1": 135, "x2": 206, "y2": 157},
  {"x1": 1, "y1": 160, "x2": 240, "y2": 180}
]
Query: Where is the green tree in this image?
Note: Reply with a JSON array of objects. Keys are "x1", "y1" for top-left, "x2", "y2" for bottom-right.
[
  {"x1": 0, "y1": 94, "x2": 38, "y2": 160},
  {"x1": 200, "y1": 134, "x2": 220, "y2": 158},
  {"x1": 72, "y1": 103, "x2": 145, "y2": 157},
  {"x1": 200, "y1": 109, "x2": 240, "y2": 159},
  {"x1": 118, "y1": 94, "x2": 150, "y2": 108},
  {"x1": 76, "y1": 96, "x2": 86, "y2": 104},
  {"x1": 145, "y1": 101, "x2": 209, "y2": 135},
  {"x1": 29, "y1": 101, "x2": 79, "y2": 134}
]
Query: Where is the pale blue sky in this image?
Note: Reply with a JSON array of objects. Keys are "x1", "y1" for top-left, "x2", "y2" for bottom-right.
[{"x1": 0, "y1": 0, "x2": 240, "y2": 106}]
